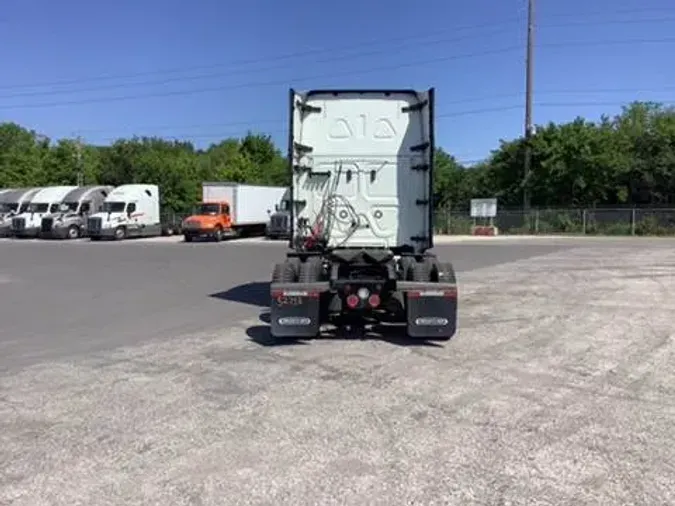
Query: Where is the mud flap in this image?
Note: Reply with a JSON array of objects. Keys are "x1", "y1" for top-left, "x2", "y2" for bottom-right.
[
  {"x1": 269, "y1": 282, "x2": 329, "y2": 338},
  {"x1": 399, "y1": 282, "x2": 458, "y2": 340}
]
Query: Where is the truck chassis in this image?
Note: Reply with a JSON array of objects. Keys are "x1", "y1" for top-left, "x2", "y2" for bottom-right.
[{"x1": 269, "y1": 249, "x2": 457, "y2": 342}]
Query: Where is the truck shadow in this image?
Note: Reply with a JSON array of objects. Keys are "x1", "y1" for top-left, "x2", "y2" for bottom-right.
[
  {"x1": 209, "y1": 282, "x2": 269, "y2": 307},
  {"x1": 210, "y1": 282, "x2": 446, "y2": 348}
]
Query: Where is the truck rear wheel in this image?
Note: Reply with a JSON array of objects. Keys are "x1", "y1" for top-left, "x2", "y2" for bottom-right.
[
  {"x1": 411, "y1": 258, "x2": 433, "y2": 282},
  {"x1": 299, "y1": 257, "x2": 323, "y2": 282},
  {"x1": 271, "y1": 261, "x2": 297, "y2": 283}
]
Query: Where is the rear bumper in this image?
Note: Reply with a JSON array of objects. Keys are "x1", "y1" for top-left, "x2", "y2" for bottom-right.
[{"x1": 269, "y1": 281, "x2": 458, "y2": 340}]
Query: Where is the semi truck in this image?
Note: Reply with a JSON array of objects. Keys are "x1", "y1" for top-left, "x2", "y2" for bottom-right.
[
  {"x1": 182, "y1": 182, "x2": 287, "y2": 242},
  {"x1": 40, "y1": 185, "x2": 114, "y2": 239},
  {"x1": 11, "y1": 186, "x2": 77, "y2": 238},
  {"x1": 268, "y1": 88, "x2": 458, "y2": 342},
  {"x1": 0, "y1": 188, "x2": 43, "y2": 237},
  {"x1": 265, "y1": 188, "x2": 292, "y2": 240},
  {"x1": 87, "y1": 184, "x2": 162, "y2": 240}
]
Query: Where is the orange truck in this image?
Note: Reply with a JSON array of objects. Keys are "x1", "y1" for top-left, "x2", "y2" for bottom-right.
[{"x1": 181, "y1": 182, "x2": 287, "y2": 242}]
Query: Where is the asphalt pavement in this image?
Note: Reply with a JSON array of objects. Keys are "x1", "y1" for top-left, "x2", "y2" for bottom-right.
[{"x1": 0, "y1": 235, "x2": 674, "y2": 505}]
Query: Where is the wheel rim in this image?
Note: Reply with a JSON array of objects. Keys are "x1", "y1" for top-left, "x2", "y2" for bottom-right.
[{"x1": 68, "y1": 227, "x2": 78, "y2": 239}]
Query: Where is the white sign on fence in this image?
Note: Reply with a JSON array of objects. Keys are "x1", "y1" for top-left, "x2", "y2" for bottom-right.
[{"x1": 470, "y1": 198, "x2": 497, "y2": 218}]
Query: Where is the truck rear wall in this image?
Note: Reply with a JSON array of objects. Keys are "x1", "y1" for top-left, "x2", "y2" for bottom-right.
[{"x1": 289, "y1": 89, "x2": 434, "y2": 253}]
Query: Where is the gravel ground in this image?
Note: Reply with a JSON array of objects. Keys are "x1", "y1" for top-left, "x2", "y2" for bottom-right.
[{"x1": 0, "y1": 238, "x2": 674, "y2": 505}]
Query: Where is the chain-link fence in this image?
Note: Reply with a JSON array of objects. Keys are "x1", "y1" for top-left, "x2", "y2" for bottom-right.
[{"x1": 433, "y1": 207, "x2": 675, "y2": 236}]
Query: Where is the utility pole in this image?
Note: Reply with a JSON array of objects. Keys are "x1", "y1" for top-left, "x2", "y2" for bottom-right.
[
  {"x1": 523, "y1": 0, "x2": 535, "y2": 214},
  {"x1": 74, "y1": 135, "x2": 84, "y2": 186}
]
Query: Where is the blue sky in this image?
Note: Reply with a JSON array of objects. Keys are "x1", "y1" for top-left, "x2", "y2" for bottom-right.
[{"x1": 1, "y1": 0, "x2": 674, "y2": 164}]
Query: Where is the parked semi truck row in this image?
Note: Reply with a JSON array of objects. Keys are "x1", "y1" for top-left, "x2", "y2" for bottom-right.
[
  {"x1": 0, "y1": 183, "x2": 181, "y2": 241},
  {"x1": 268, "y1": 88, "x2": 458, "y2": 343},
  {"x1": 182, "y1": 182, "x2": 286, "y2": 242}
]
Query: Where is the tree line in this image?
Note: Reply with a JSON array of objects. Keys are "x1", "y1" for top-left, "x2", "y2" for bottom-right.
[{"x1": 1, "y1": 100, "x2": 673, "y2": 214}]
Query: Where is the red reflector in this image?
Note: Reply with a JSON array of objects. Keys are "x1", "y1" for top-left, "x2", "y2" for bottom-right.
[
  {"x1": 368, "y1": 294, "x2": 381, "y2": 307},
  {"x1": 346, "y1": 294, "x2": 360, "y2": 308}
]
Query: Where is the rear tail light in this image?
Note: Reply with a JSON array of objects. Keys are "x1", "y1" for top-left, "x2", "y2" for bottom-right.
[
  {"x1": 367, "y1": 294, "x2": 381, "y2": 308},
  {"x1": 346, "y1": 294, "x2": 360, "y2": 308}
]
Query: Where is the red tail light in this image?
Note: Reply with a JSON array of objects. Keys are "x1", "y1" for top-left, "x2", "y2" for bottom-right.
[
  {"x1": 346, "y1": 294, "x2": 360, "y2": 308},
  {"x1": 368, "y1": 294, "x2": 381, "y2": 308}
]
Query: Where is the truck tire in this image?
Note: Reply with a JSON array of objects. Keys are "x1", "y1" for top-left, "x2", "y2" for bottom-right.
[
  {"x1": 272, "y1": 261, "x2": 297, "y2": 283},
  {"x1": 184, "y1": 234, "x2": 193, "y2": 243},
  {"x1": 298, "y1": 257, "x2": 323, "y2": 282},
  {"x1": 436, "y1": 261, "x2": 457, "y2": 284},
  {"x1": 114, "y1": 226, "x2": 126, "y2": 241},
  {"x1": 411, "y1": 259, "x2": 433, "y2": 282},
  {"x1": 213, "y1": 226, "x2": 223, "y2": 242},
  {"x1": 67, "y1": 225, "x2": 80, "y2": 240}
]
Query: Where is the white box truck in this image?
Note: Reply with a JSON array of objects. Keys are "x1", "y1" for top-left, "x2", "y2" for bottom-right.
[
  {"x1": 11, "y1": 185, "x2": 77, "y2": 238},
  {"x1": 0, "y1": 187, "x2": 42, "y2": 237},
  {"x1": 268, "y1": 88, "x2": 458, "y2": 343},
  {"x1": 87, "y1": 184, "x2": 162, "y2": 240},
  {"x1": 182, "y1": 182, "x2": 287, "y2": 241}
]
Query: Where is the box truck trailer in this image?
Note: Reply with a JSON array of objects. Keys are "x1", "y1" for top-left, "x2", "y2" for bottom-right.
[
  {"x1": 11, "y1": 186, "x2": 77, "y2": 238},
  {"x1": 87, "y1": 184, "x2": 162, "y2": 240},
  {"x1": 268, "y1": 88, "x2": 458, "y2": 343},
  {"x1": 182, "y1": 182, "x2": 287, "y2": 242},
  {"x1": 40, "y1": 185, "x2": 114, "y2": 239}
]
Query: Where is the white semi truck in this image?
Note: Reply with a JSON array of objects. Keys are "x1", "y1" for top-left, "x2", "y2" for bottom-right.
[
  {"x1": 40, "y1": 185, "x2": 114, "y2": 239},
  {"x1": 11, "y1": 186, "x2": 77, "y2": 238},
  {"x1": 87, "y1": 184, "x2": 162, "y2": 240},
  {"x1": 0, "y1": 187, "x2": 42, "y2": 237},
  {"x1": 269, "y1": 88, "x2": 458, "y2": 342}
]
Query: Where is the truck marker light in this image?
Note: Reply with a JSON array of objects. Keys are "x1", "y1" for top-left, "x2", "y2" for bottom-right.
[{"x1": 346, "y1": 294, "x2": 360, "y2": 308}]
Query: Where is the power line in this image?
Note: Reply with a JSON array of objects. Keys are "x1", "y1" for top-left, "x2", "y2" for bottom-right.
[
  {"x1": 0, "y1": 6, "x2": 672, "y2": 92},
  {"x1": 2, "y1": 36, "x2": 675, "y2": 111},
  {"x1": 2, "y1": 16, "x2": 675, "y2": 100}
]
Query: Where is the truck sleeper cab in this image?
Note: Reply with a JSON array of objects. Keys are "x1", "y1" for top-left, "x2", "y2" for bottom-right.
[
  {"x1": 11, "y1": 186, "x2": 77, "y2": 238},
  {"x1": 40, "y1": 185, "x2": 114, "y2": 239},
  {"x1": 87, "y1": 184, "x2": 161, "y2": 241},
  {"x1": 0, "y1": 188, "x2": 42, "y2": 237},
  {"x1": 269, "y1": 88, "x2": 458, "y2": 343}
]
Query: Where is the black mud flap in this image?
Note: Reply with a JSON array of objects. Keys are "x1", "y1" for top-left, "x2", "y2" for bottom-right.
[
  {"x1": 269, "y1": 282, "x2": 329, "y2": 338},
  {"x1": 399, "y1": 281, "x2": 458, "y2": 340}
]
